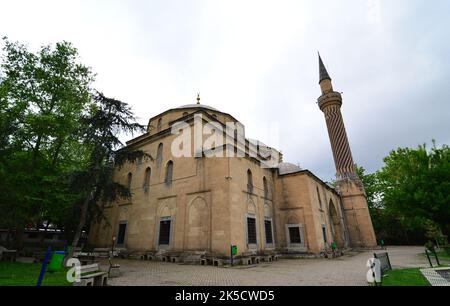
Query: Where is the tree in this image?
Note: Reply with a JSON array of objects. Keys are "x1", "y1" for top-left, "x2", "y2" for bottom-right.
[
  {"x1": 355, "y1": 165, "x2": 388, "y2": 240},
  {"x1": 355, "y1": 165, "x2": 383, "y2": 211},
  {"x1": 0, "y1": 37, "x2": 94, "y2": 248},
  {"x1": 68, "y1": 92, "x2": 148, "y2": 256},
  {"x1": 377, "y1": 141, "x2": 450, "y2": 237}
]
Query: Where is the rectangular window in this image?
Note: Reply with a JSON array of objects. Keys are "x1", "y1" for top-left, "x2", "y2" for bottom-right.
[
  {"x1": 159, "y1": 219, "x2": 172, "y2": 245},
  {"x1": 117, "y1": 223, "x2": 127, "y2": 245},
  {"x1": 247, "y1": 217, "x2": 257, "y2": 245},
  {"x1": 322, "y1": 226, "x2": 327, "y2": 244},
  {"x1": 265, "y1": 220, "x2": 273, "y2": 244},
  {"x1": 289, "y1": 227, "x2": 302, "y2": 244}
]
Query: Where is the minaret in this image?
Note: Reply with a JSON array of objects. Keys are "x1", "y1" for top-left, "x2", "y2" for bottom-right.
[{"x1": 318, "y1": 54, "x2": 377, "y2": 248}]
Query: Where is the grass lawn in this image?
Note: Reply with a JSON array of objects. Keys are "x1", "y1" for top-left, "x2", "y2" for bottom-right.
[
  {"x1": 0, "y1": 262, "x2": 71, "y2": 286},
  {"x1": 381, "y1": 268, "x2": 431, "y2": 286},
  {"x1": 435, "y1": 251, "x2": 450, "y2": 260},
  {"x1": 420, "y1": 250, "x2": 450, "y2": 263}
]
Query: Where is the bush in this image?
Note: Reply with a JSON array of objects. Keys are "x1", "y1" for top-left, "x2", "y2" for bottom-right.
[
  {"x1": 425, "y1": 241, "x2": 435, "y2": 253},
  {"x1": 435, "y1": 235, "x2": 448, "y2": 248}
]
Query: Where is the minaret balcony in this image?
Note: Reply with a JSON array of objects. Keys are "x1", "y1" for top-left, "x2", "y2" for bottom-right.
[{"x1": 318, "y1": 92, "x2": 343, "y2": 111}]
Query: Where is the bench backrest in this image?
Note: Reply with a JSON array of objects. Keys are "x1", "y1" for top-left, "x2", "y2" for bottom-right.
[
  {"x1": 80, "y1": 264, "x2": 99, "y2": 274},
  {"x1": 374, "y1": 252, "x2": 392, "y2": 274}
]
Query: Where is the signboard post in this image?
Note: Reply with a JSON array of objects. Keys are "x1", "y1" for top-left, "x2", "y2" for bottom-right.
[
  {"x1": 425, "y1": 249, "x2": 441, "y2": 268},
  {"x1": 425, "y1": 249, "x2": 433, "y2": 267},
  {"x1": 37, "y1": 247, "x2": 52, "y2": 287}
]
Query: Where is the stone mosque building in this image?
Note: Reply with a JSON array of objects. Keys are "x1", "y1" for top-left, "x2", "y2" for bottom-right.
[{"x1": 89, "y1": 56, "x2": 377, "y2": 259}]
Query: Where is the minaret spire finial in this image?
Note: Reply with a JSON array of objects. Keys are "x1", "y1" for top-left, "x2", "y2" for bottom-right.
[
  {"x1": 197, "y1": 92, "x2": 201, "y2": 105},
  {"x1": 318, "y1": 52, "x2": 331, "y2": 84}
]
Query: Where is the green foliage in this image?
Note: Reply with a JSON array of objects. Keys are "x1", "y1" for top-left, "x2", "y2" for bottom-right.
[
  {"x1": 425, "y1": 241, "x2": 436, "y2": 252},
  {"x1": 422, "y1": 250, "x2": 450, "y2": 260},
  {"x1": 443, "y1": 247, "x2": 450, "y2": 257},
  {"x1": 68, "y1": 91, "x2": 148, "y2": 251},
  {"x1": 378, "y1": 141, "x2": 450, "y2": 237},
  {"x1": 357, "y1": 141, "x2": 449, "y2": 245},
  {"x1": 356, "y1": 165, "x2": 383, "y2": 210},
  {"x1": 0, "y1": 37, "x2": 95, "y2": 242},
  {"x1": 0, "y1": 37, "x2": 147, "y2": 251}
]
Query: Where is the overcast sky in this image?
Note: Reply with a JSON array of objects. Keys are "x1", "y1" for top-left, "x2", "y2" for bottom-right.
[{"x1": 1, "y1": 0, "x2": 449, "y2": 181}]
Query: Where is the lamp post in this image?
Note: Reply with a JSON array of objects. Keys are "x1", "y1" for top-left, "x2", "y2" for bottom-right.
[
  {"x1": 108, "y1": 236, "x2": 117, "y2": 276},
  {"x1": 111, "y1": 236, "x2": 117, "y2": 254}
]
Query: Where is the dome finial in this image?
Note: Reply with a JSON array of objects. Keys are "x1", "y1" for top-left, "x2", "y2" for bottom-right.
[{"x1": 197, "y1": 92, "x2": 201, "y2": 105}]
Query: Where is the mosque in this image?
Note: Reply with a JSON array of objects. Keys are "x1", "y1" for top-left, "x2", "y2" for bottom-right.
[{"x1": 88, "y1": 55, "x2": 377, "y2": 260}]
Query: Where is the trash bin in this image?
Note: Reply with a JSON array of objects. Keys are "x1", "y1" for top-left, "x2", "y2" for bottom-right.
[{"x1": 47, "y1": 251, "x2": 65, "y2": 272}]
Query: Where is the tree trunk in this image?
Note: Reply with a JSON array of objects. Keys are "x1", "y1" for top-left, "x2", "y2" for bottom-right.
[
  {"x1": 32, "y1": 134, "x2": 43, "y2": 166},
  {"x1": 68, "y1": 192, "x2": 93, "y2": 259},
  {"x1": 51, "y1": 138, "x2": 65, "y2": 168},
  {"x1": 14, "y1": 225, "x2": 24, "y2": 251},
  {"x1": 6, "y1": 227, "x2": 11, "y2": 248},
  {"x1": 39, "y1": 222, "x2": 50, "y2": 250}
]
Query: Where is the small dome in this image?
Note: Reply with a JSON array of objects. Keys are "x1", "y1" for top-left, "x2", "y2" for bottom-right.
[
  {"x1": 176, "y1": 104, "x2": 219, "y2": 112},
  {"x1": 278, "y1": 163, "x2": 302, "y2": 175}
]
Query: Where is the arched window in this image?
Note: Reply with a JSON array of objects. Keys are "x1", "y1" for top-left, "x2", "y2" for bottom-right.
[
  {"x1": 157, "y1": 118, "x2": 162, "y2": 131},
  {"x1": 263, "y1": 177, "x2": 269, "y2": 199},
  {"x1": 143, "y1": 167, "x2": 151, "y2": 193},
  {"x1": 156, "y1": 143, "x2": 163, "y2": 166},
  {"x1": 165, "y1": 161, "x2": 174, "y2": 185},
  {"x1": 247, "y1": 170, "x2": 253, "y2": 194},
  {"x1": 127, "y1": 173, "x2": 133, "y2": 190}
]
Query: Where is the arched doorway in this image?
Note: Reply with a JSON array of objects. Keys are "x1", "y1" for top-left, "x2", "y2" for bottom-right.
[{"x1": 329, "y1": 200, "x2": 344, "y2": 249}]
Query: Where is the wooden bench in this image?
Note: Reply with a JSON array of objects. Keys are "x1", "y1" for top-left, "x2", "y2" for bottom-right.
[
  {"x1": 1, "y1": 250, "x2": 17, "y2": 262},
  {"x1": 74, "y1": 264, "x2": 108, "y2": 287},
  {"x1": 78, "y1": 255, "x2": 98, "y2": 265},
  {"x1": 183, "y1": 253, "x2": 205, "y2": 265},
  {"x1": 33, "y1": 251, "x2": 46, "y2": 263},
  {"x1": 93, "y1": 248, "x2": 113, "y2": 258}
]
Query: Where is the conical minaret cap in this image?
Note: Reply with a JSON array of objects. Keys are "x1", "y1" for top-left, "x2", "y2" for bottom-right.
[{"x1": 319, "y1": 53, "x2": 332, "y2": 84}]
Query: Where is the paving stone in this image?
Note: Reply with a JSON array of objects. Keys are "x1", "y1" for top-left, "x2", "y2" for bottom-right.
[{"x1": 103, "y1": 246, "x2": 427, "y2": 286}]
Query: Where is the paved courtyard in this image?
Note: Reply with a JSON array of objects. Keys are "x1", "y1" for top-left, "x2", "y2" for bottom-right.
[{"x1": 102, "y1": 246, "x2": 429, "y2": 286}]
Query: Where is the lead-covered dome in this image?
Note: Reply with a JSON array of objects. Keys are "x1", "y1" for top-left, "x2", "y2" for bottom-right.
[
  {"x1": 176, "y1": 104, "x2": 219, "y2": 112},
  {"x1": 278, "y1": 162, "x2": 302, "y2": 175}
]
